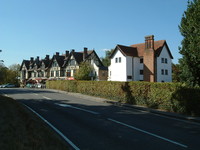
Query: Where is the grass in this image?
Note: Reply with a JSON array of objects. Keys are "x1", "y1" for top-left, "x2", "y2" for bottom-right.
[{"x1": 0, "y1": 95, "x2": 69, "y2": 150}]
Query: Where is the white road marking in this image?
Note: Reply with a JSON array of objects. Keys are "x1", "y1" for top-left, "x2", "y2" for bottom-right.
[
  {"x1": 43, "y1": 96, "x2": 52, "y2": 100},
  {"x1": 56, "y1": 103, "x2": 100, "y2": 115},
  {"x1": 23, "y1": 104, "x2": 80, "y2": 150},
  {"x1": 33, "y1": 93, "x2": 39, "y2": 96},
  {"x1": 107, "y1": 118, "x2": 188, "y2": 149}
]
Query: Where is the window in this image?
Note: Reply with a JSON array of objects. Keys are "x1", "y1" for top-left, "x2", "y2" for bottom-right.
[
  {"x1": 41, "y1": 71, "x2": 44, "y2": 77},
  {"x1": 110, "y1": 71, "x2": 111, "y2": 76},
  {"x1": 161, "y1": 58, "x2": 164, "y2": 63},
  {"x1": 127, "y1": 76, "x2": 132, "y2": 79},
  {"x1": 140, "y1": 58, "x2": 143, "y2": 63},
  {"x1": 52, "y1": 61, "x2": 58, "y2": 67},
  {"x1": 51, "y1": 71, "x2": 54, "y2": 77},
  {"x1": 56, "y1": 71, "x2": 59, "y2": 77},
  {"x1": 165, "y1": 70, "x2": 168, "y2": 75},
  {"x1": 66, "y1": 70, "x2": 71, "y2": 77},
  {"x1": 70, "y1": 59, "x2": 75, "y2": 65},
  {"x1": 38, "y1": 72, "x2": 41, "y2": 77},
  {"x1": 115, "y1": 58, "x2": 118, "y2": 63},
  {"x1": 140, "y1": 70, "x2": 143, "y2": 75},
  {"x1": 165, "y1": 58, "x2": 168, "y2": 64},
  {"x1": 119, "y1": 57, "x2": 121, "y2": 63},
  {"x1": 60, "y1": 71, "x2": 64, "y2": 77},
  {"x1": 161, "y1": 69, "x2": 164, "y2": 75}
]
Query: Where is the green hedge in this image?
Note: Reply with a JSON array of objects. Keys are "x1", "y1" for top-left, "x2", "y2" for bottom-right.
[{"x1": 46, "y1": 80, "x2": 200, "y2": 116}]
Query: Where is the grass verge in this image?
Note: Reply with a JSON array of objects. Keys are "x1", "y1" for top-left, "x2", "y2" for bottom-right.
[{"x1": 0, "y1": 95, "x2": 68, "y2": 150}]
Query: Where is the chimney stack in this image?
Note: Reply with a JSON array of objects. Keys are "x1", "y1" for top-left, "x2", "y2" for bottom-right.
[
  {"x1": 83, "y1": 47, "x2": 88, "y2": 60},
  {"x1": 30, "y1": 57, "x2": 34, "y2": 63},
  {"x1": 71, "y1": 49, "x2": 75, "y2": 53},
  {"x1": 45, "y1": 55, "x2": 50, "y2": 60},
  {"x1": 65, "y1": 50, "x2": 69, "y2": 57},
  {"x1": 56, "y1": 52, "x2": 59, "y2": 56},
  {"x1": 143, "y1": 35, "x2": 155, "y2": 82},
  {"x1": 145, "y1": 35, "x2": 154, "y2": 50}
]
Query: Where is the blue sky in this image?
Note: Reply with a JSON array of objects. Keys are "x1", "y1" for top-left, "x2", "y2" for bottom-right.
[{"x1": 0, "y1": 0, "x2": 188, "y2": 67}]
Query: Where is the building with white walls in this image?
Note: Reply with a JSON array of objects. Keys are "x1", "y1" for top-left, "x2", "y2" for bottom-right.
[{"x1": 108, "y1": 35, "x2": 173, "y2": 82}]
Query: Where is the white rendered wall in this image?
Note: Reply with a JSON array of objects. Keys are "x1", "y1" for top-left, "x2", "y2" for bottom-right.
[
  {"x1": 156, "y1": 45, "x2": 172, "y2": 82},
  {"x1": 133, "y1": 57, "x2": 143, "y2": 81},
  {"x1": 109, "y1": 50, "x2": 127, "y2": 81}
]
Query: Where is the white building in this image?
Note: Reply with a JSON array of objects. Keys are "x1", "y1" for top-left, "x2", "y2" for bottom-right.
[{"x1": 108, "y1": 35, "x2": 173, "y2": 82}]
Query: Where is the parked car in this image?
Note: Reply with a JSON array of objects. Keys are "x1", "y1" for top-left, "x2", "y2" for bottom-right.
[
  {"x1": 0, "y1": 84, "x2": 6, "y2": 88},
  {"x1": 1, "y1": 83, "x2": 16, "y2": 88},
  {"x1": 26, "y1": 83, "x2": 35, "y2": 88}
]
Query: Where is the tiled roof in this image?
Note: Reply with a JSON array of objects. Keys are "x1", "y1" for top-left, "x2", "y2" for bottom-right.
[
  {"x1": 111, "y1": 40, "x2": 173, "y2": 59},
  {"x1": 20, "y1": 60, "x2": 30, "y2": 71},
  {"x1": 55, "y1": 55, "x2": 65, "y2": 67},
  {"x1": 117, "y1": 45, "x2": 138, "y2": 57},
  {"x1": 131, "y1": 40, "x2": 167, "y2": 57},
  {"x1": 63, "y1": 50, "x2": 98, "y2": 67}
]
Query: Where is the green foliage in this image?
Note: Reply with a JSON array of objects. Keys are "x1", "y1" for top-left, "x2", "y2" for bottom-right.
[
  {"x1": 179, "y1": 0, "x2": 200, "y2": 87},
  {"x1": 101, "y1": 49, "x2": 113, "y2": 67},
  {"x1": 0, "y1": 64, "x2": 20, "y2": 85},
  {"x1": 46, "y1": 80, "x2": 200, "y2": 116},
  {"x1": 172, "y1": 63, "x2": 181, "y2": 82},
  {"x1": 74, "y1": 62, "x2": 93, "y2": 80}
]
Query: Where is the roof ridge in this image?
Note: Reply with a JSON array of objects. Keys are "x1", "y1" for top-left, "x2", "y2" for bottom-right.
[{"x1": 131, "y1": 40, "x2": 166, "y2": 46}]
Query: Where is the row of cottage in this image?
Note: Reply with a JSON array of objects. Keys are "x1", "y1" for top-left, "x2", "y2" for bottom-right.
[
  {"x1": 20, "y1": 35, "x2": 173, "y2": 84},
  {"x1": 20, "y1": 47, "x2": 108, "y2": 84}
]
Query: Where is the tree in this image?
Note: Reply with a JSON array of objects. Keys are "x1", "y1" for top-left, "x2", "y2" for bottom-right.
[
  {"x1": 179, "y1": 0, "x2": 200, "y2": 86},
  {"x1": 0, "y1": 64, "x2": 20, "y2": 85},
  {"x1": 172, "y1": 63, "x2": 181, "y2": 82},
  {"x1": 101, "y1": 49, "x2": 113, "y2": 67},
  {"x1": 74, "y1": 62, "x2": 93, "y2": 80}
]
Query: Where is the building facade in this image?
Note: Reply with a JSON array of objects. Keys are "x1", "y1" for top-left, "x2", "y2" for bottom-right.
[
  {"x1": 20, "y1": 47, "x2": 108, "y2": 85},
  {"x1": 108, "y1": 35, "x2": 173, "y2": 82}
]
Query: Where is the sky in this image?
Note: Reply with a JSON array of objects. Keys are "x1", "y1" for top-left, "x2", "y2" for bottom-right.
[{"x1": 0, "y1": 0, "x2": 188, "y2": 67}]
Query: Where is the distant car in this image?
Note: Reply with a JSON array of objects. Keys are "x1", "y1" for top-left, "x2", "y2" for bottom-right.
[
  {"x1": 3, "y1": 83, "x2": 16, "y2": 88},
  {"x1": 0, "y1": 84, "x2": 6, "y2": 88},
  {"x1": 26, "y1": 83, "x2": 35, "y2": 88}
]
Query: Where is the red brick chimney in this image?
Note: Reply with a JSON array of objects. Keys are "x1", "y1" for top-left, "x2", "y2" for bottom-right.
[{"x1": 143, "y1": 35, "x2": 155, "y2": 82}]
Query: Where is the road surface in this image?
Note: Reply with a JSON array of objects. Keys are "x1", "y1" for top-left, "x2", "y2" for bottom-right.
[{"x1": 1, "y1": 88, "x2": 200, "y2": 150}]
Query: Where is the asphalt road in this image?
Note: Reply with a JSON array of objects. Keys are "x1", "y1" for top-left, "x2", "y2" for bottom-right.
[{"x1": 1, "y1": 88, "x2": 200, "y2": 150}]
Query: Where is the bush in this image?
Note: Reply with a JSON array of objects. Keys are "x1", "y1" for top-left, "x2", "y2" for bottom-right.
[{"x1": 46, "y1": 80, "x2": 200, "y2": 116}]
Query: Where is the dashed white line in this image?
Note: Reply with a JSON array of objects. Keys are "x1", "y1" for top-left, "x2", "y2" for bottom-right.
[
  {"x1": 33, "y1": 93, "x2": 39, "y2": 96},
  {"x1": 43, "y1": 96, "x2": 52, "y2": 100},
  {"x1": 23, "y1": 104, "x2": 80, "y2": 150},
  {"x1": 107, "y1": 118, "x2": 188, "y2": 149},
  {"x1": 56, "y1": 103, "x2": 100, "y2": 115}
]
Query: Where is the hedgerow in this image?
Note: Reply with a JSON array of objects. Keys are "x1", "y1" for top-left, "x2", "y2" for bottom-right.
[{"x1": 46, "y1": 80, "x2": 200, "y2": 116}]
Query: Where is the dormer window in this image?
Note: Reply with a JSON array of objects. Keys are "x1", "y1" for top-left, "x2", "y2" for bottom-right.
[
  {"x1": 52, "y1": 61, "x2": 58, "y2": 67},
  {"x1": 69, "y1": 59, "x2": 75, "y2": 65}
]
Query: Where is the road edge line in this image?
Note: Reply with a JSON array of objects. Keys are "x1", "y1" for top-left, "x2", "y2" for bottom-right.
[
  {"x1": 107, "y1": 118, "x2": 188, "y2": 149},
  {"x1": 23, "y1": 104, "x2": 80, "y2": 150}
]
